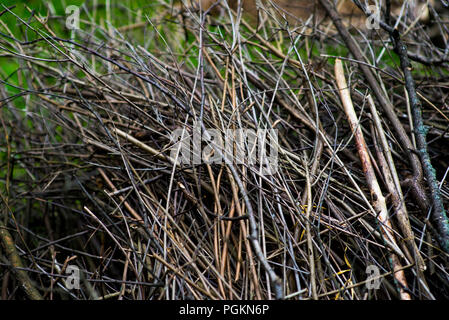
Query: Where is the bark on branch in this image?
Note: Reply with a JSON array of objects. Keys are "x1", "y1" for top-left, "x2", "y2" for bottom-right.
[{"x1": 335, "y1": 59, "x2": 411, "y2": 300}]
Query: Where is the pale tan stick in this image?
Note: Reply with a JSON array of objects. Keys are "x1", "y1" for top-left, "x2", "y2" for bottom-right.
[
  {"x1": 367, "y1": 95, "x2": 426, "y2": 273},
  {"x1": 98, "y1": 168, "x2": 143, "y2": 222},
  {"x1": 370, "y1": 123, "x2": 433, "y2": 297},
  {"x1": 304, "y1": 161, "x2": 317, "y2": 299},
  {"x1": 118, "y1": 251, "x2": 131, "y2": 300},
  {"x1": 334, "y1": 59, "x2": 411, "y2": 300}
]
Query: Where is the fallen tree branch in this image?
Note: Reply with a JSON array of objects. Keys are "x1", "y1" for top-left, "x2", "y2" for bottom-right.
[
  {"x1": 389, "y1": 27, "x2": 449, "y2": 255},
  {"x1": 368, "y1": 95, "x2": 426, "y2": 273},
  {"x1": 351, "y1": 0, "x2": 449, "y2": 255},
  {"x1": 335, "y1": 59, "x2": 411, "y2": 300},
  {"x1": 0, "y1": 219, "x2": 43, "y2": 300},
  {"x1": 318, "y1": 0, "x2": 429, "y2": 215}
]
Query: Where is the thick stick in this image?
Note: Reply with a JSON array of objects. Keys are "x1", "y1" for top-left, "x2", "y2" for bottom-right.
[
  {"x1": 318, "y1": 0, "x2": 428, "y2": 214},
  {"x1": 0, "y1": 219, "x2": 43, "y2": 300},
  {"x1": 368, "y1": 95, "x2": 426, "y2": 273},
  {"x1": 335, "y1": 59, "x2": 411, "y2": 300},
  {"x1": 389, "y1": 30, "x2": 449, "y2": 255}
]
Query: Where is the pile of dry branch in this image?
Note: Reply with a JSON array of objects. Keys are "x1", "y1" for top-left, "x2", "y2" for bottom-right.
[{"x1": 1, "y1": 0, "x2": 449, "y2": 300}]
